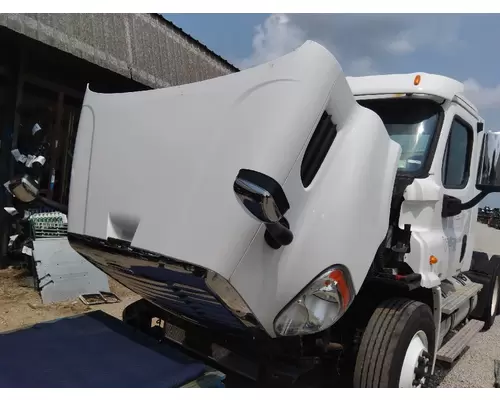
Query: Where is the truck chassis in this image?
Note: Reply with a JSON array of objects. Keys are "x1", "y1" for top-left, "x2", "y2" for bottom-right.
[{"x1": 121, "y1": 250, "x2": 500, "y2": 388}]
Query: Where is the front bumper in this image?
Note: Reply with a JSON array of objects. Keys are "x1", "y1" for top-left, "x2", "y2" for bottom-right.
[{"x1": 122, "y1": 298, "x2": 322, "y2": 386}]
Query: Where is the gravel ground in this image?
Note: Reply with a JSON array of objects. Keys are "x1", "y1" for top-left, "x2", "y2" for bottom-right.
[{"x1": 436, "y1": 222, "x2": 500, "y2": 388}]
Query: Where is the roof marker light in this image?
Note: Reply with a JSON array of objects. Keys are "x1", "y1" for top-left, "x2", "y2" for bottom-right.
[{"x1": 414, "y1": 74, "x2": 421, "y2": 86}]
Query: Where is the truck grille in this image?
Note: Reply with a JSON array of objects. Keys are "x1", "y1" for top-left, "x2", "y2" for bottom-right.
[
  {"x1": 106, "y1": 264, "x2": 246, "y2": 330},
  {"x1": 67, "y1": 234, "x2": 247, "y2": 331}
]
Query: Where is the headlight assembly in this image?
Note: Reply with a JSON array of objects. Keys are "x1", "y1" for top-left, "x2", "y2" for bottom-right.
[{"x1": 274, "y1": 265, "x2": 355, "y2": 336}]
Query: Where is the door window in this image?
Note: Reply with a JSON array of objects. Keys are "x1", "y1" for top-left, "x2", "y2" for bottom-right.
[{"x1": 442, "y1": 117, "x2": 473, "y2": 189}]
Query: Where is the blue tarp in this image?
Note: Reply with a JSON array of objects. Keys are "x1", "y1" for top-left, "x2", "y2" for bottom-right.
[{"x1": 0, "y1": 310, "x2": 216, "y2": 388}]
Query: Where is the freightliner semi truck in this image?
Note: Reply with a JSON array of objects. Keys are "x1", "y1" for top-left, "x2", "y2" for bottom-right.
[{"x1": 7, "y1": 41, "x2": 500, "y2": 388}]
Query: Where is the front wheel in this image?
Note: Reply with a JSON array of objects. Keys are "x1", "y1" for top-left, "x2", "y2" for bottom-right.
[{"x1": 353, "y1": 298, "x2": 435, "y2": 388}]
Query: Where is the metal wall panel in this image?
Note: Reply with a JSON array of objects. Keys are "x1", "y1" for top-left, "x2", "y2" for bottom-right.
[
  {"x1": 0, "y1": 13, "x2": 238, "y2": 88},
  {"x1": 33, "y1": 237, "x2": 110, "y2": 304}
]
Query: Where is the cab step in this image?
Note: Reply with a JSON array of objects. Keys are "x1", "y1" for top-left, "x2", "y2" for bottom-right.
[
  {"x1": 441, "y1": 282, "x2": 483, "y2": 315},
  {"x1": 436, "y1": 319, "x2": 484, "y2": 365}
]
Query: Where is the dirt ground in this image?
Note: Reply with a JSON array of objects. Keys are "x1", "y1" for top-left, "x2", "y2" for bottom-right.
[
  {"x1": 1, "y1": 223, "x2": 498, "y2": 387},
  {"x1": 0, "y1": 267, "x2": 140, "y2": 333}
]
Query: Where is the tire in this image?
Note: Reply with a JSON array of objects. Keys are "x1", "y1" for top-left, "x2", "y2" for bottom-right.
[
  {"x1": 122, "y1": 299, "x2": 154, "y2": 333},
  {"x1": 468, "y1": 254, "x2": 500, "y2": 330},
  {"x1": 353, "y1": 298, "x2": 435, "y2": 388}
]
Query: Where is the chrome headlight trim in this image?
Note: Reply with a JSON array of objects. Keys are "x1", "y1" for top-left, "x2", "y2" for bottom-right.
[{"x1": 205, "y1": 270, "x2": 261, "y2": 329}]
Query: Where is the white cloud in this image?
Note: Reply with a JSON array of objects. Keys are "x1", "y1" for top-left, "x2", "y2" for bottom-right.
[
  {"x1": 239, "y1": 14, "x2": 306, "y2": 69},
  {"x1": 348, "y1": 57, "x2": 377, "y2": 76},
  {"x1": 385, "y1": 36, "x2": 415, "y2": 55},
  {"x1": 464, "y1": 78, "x2": 500, "y2": 109},
  {"x1": 240, "y1": 14, "x2": 463, "y2": 75}
]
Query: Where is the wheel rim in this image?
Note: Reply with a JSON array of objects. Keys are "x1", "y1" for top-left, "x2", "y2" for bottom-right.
[
  {"x1": 399, "y1": 330, "x2": 429, "y2": 388},
  {"x1": 491, "y1": 276, "x2": 500, "y2": 318}
]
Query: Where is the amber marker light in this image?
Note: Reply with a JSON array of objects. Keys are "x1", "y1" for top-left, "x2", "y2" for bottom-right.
[{"x1": 328, "y1": 269, "x2": 350, "y2": 311}]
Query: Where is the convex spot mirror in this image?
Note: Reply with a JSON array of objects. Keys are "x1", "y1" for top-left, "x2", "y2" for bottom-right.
[{"x1": 234, "y1": 169, "x2": 293, "y2": 248}]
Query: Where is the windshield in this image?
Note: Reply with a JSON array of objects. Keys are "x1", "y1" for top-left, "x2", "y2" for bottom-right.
[{"x1": 358, "y1": 98, "x2": 442, "y2": 174}]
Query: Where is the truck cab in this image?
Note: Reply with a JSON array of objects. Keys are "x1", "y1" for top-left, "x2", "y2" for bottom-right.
[
  {"x1": 8, "y1": 40, "x2": 497, "y2": 388},
  {"x1": 349, "y1": 73, "x2": 484, "y2": 288}
]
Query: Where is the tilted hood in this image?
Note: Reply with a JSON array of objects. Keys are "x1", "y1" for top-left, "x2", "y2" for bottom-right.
[
  {"x1": 68, "y1": 41, "x2": 401, "y2": 336},
  {"x1": 69, "y1": 41, "x2": 343, "y2": 280}
]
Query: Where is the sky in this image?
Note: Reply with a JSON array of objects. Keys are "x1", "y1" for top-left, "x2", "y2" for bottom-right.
[
  {"x1": 164, "y1": 13, "x2": 500, "y2": 127},
  {"x1": 164, "y1": 13, "x2": 500, "y2": 207}
]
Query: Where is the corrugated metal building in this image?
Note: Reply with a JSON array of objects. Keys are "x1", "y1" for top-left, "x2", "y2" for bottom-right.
[
  {"x1": 0, "y1": 13, "x2": 238, "y2": 266},
  {"x1": 0, "y1": 13, "x2": 238, "y2": 88}
]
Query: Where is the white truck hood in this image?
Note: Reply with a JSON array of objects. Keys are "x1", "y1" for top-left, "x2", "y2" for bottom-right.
[
  {"x1": 68, "y1": 41, "x2": 401, "y2": 335},
  {"x1": 69, "y1": 41, "x2": 344, "y2": 279}
]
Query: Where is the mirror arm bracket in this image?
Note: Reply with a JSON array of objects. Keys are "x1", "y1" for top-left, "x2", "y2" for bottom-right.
[
  {"x1": 460, "y1": 190, "x2": 491, "y2": 211},
  {"x1": 264, "y1": 218, "x2": 293, "y2": 249},
  {"x1": 443, "y1": 190, "x2": 492, "y2": 218}
]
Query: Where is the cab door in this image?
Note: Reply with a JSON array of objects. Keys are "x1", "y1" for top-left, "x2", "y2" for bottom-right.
[{"x1": 440, "y1": 102, "x2": 479, "y2": 277}]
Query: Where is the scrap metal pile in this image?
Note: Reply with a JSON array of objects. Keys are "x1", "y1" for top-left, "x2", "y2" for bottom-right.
[
  {"x1": 2, "y1": 121, "x2": 112, "y2": 304},
  {"x1": 477, "y1": 206, "x2": 500, "y2": 228}
]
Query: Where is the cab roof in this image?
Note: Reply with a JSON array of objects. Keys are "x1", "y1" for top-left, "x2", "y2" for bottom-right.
[{"x1": 346, "y1": 72, "x2": 478, "y2": 114}]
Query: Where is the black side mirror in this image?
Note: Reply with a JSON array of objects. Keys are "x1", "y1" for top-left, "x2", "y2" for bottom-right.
[
  {"x1": 234, "y1": 169, "x2": 293, "y2": 249},
  {"x1": 443, "y1": 130, "x2": 500, "y2": 218},
  {"x1": 442, "y1": 195, "x2": 463, "y2": 218},
  {"x1": 477, "y1": 131, "x2": 500, "y2": 193}
]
